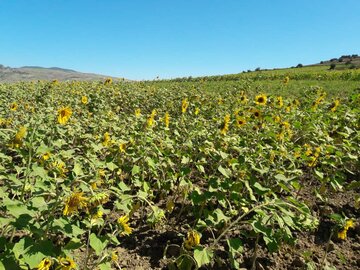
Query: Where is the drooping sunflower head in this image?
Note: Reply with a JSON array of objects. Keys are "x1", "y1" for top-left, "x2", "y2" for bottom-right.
[
  {"x1": 184, "y1": 230, "x2": 201, "y2": 249},
  {"x1": 58, "y1": 257, "x2": 77, "y2": 270},
  {"x1": 63, "y1": 192, "x2": 88, "y2": 216},
  {"x1": 283, "y1": 76, "x2": 290, "y2": 84},
  {"x1": 37, "y1": 258, "x2": 52, "y2": 270},
  {"x1": 164, "y1": 112, "x2": 170, "y2": 128},
  {"x1": 181, "y1": 98, "x2": 189, "y2": 113},
  {"x1": 134, "y1": 108, "x2": 141, "y2": 117},
  {"x1": 12, "y1": 126, "x2": 27, "y2": 148},
  {"x1": 81, "y1": 96, "x2": 88, "y2": 104},
  {"x1": 117, "y1": 215, "x2": 133, "y2": 235},
  {"x1": 104, "y1": 78, "x2": 113, "y2": 85},
  {"x1": 255, "y1": 94, "x2": 267, "y2": 105},
  {"x1": 220, "y1": 114, "x2": 231, "y2": 135},
  {"x1": 102, "y1": 132, "x2": 111, "y2": 146},
  {"x1": 57, "y1": 107, "x2": 72, "y2": 125},
  {"x1": 329, "y1": 99, "x2": 340, "y2": 112}
]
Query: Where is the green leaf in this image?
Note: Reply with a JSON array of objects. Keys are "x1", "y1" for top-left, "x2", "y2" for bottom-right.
[
  {"x1": 181, "y1": 156, "x2": 190, "y2": 164},
  {"x1": 348, "y1": 153, "x2": 357, "y2": 160},
  {"x1": 98, "y1": 262, "x2": 112, "y2": 270},
  {"x1": 175, "y1": 254, "x2": 194, "y2": 270},
  {"x1": 244, "y1": 180, "x2": 256, "y2": 202},
  {"x1": 30, "y1": 165, "x2": 48, "y2": 179},
  {"x1": 106, "y1": 162, "x2": 118, "y2": 171},
  {"x1": 146, "y1": 157, "x2": 156, "y2": 170},
  {"x1": 73, "y1": 162, "x2": 83, "y2": 176},
  {"x1": 253, "y1": 182, "x2": 270, "y2": 195},
  {"x1": 314, "y1": 170, "x2": 324, "y2": 179},
  {"x1": 227, "y1": 238, "x2": 243, "y2": 269},
  {"x1": 30, "y1": 197, "x2": 48, "y2": 211},
  {"x1": 3, "y1": 198, "x2": 34, "y2": 218},
  {"x1": 218, "y1": 165, "x2": 231, "y2": 178},
  {"x1": 275, "y1": 174, "x2": 288, "y2": 181},
  {"x1": 89, "y1": 233, "x2": 108, "y2": 256},
  {"x1": 252, "y1": 166, "x2": 269, "y2": 175},
  {"x1": 252, "y1": 220, "x2": 271, "y2": 236},
  {"x1": 64, "y1": 238, "x2": 83, "y2": 250},
  {"x1": 22, "y1": 240, "x2": 54, "y2": 268},
  {"x1": 227, "y1": 238, "x2": 243, "y2": 253},
  {"x1": 131, "y1": 165, "x2": 140, "y2": 175},
  {"x1": 194, "y1": 247, "x2": 213, "y2": 268}
]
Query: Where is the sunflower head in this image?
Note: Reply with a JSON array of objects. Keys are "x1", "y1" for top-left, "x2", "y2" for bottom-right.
[
  {"x1": 58, "y1": 257, "x2": 76, "y2": 270},
  {"x1": 104, "y1": 78, "x2": 113, "y2": 85},
  {"x1": 236, "y1": 116, "x2": 246, "y2": 127},
  {"x1": 255, "y1": 94, "x2": 267, "y2": 105},
  {"x1": 184, "y1": 230, "x2": 201, "y2": 249},
  {"x1": 57, "y1": 107, "x2": 72, "y2": 125},
  {"x1": 276, "y1": 96, "x2": 283, "y2": 108},
  {"x1": 181, "y1": 98, "x2": 189, "y2": 113},
  {"x1": 37, "y1": 258, "x2": 52, "y2": 270},
  {"x1": 63, "y1": 192, "x2": 88, "y2": 216},
  {"x1": 135, "y1": 108, "x2": 141, "y2": 117},
  {"x1": 117, "y1": 215, "x2": 133, "y2": 235},
  {"x1": 252, "y1": 109, "x2": 262, "y2": 118},
  {"x1": 10, "y1": 102, "x2": 18, "y2": 111},
  {"x1": 81, "y1": 96, "x2": 88, "y2": 104}
]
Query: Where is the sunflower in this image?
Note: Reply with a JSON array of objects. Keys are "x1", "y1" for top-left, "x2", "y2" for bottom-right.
[
  {"x1": 10, "y1": 102, "x2": 18, "y2": 111},
  {"x1": 63, "y1": 192, "x2": 88, "y2": 216},
  {"x1": 283, "y1": 76, "x2": 290, "y2": 84},
  {"x1": 276, "y1": 96, "x2": 283, "y2": 108},
  {"x1": 57, "y1": 257, "x2": 76, "y2": 270},
  {"x1": 11, "y1": 126, "x2": 27, "y2": 148},
  {"x1": 338, "y1": 219, "x2": 355, "y2": 240},
  {"x1": 194, "y1": 107, "x2": 200, "y2": 115},
  {"x1": 252, "y1": 109, "x2": 262, "y2": 118},
  {"x1": 134, "y1": 108, "x2": 141, "y2": 117},
  {"x1": 280, "y1": 121, "x2": 290, "y2": 130},
  {"x1": 236, "y1": 116, "x2": 246, "y2": 127},
  {"x1": 41, "y1": 152, "x2": 51, "y2": 162},
  {"x1": 273, "y1": 115, "x2": 281, "y2": 123},
  {"x1": 285, "y1": 104, "x2": 291, "y2": 113},
  {"x1": 37, "y1": 258, "x2": 52, "y2": 270},
  {"x1": 102, "y1": 132, "x2": 111, "y2": 146},
  {"x1": 184, "y1": 230, "x2": 201, "y2": 250},
  {"x1": 292, "y1": 99, "x2": 300, "y2": 107},
  {"x1": 104, "y1": 78, "x2": 113, "y2": 85},
  {"x1": 119, "y1": 143, "x2": 126, "y2": 153},
  {"x1": 329, "y1": 99, "x2": 340, "y2": 112},
  {"x1": 255, "y1": 94, "x2": 267, "y2": 105},
  {"x1": 111, "y1": 251, "x2": 119, "y2": 262},
  {"x1": 239, "y1": 91, "x2": 248, "y2": 104},
  {"x1": 51, "y1": 161, "x2": 68, "y2": 177},
  {"x1": 81, "y1": 96, "x2": 88, "y2": 104},
  {"x1": 117, "y1": 215, "x2": 132, "y2": 235},
  {"x1": 57, "y1": 107, "x2": 72, "y2": 125},
  {"x1": 181, "y1": 98, "x2": 189, "y2": 113},
  {"x1": 220, "y1": 114, "x2": 231, "y2": 135},
  {"x1": 164, "y1": 112, "x2": 170, "y2": 128},
  {"x1": 147, "y1": 109, "x2": 157, "y2": 128}
]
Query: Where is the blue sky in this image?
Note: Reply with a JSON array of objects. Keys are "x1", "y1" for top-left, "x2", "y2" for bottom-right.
[{"x1": 0, "y1": 1, "x2": 359, "y2": 80}]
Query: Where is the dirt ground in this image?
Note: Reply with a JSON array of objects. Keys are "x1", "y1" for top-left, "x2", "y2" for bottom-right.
[{"x1": 109, "y1": 181, "x2": 360, "y2": 270}]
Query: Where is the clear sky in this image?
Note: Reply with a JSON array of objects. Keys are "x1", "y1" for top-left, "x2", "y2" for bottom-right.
[{"x1": 0, "y1": 1, "x2": 359, "y2": 80}]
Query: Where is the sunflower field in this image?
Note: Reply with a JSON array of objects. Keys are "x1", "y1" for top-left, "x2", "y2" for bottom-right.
[{"x1": 0, "y1": 75, "x2": 359, "y2": 269}]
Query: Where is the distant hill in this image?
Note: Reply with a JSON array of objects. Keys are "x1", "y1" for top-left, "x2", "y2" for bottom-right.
[
  {"x1": 166, "y1": 54, "x2": 360, "y2": 82},
  {"x1": 0, "y1": 64, "x2": 123, "y2": 82}
]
